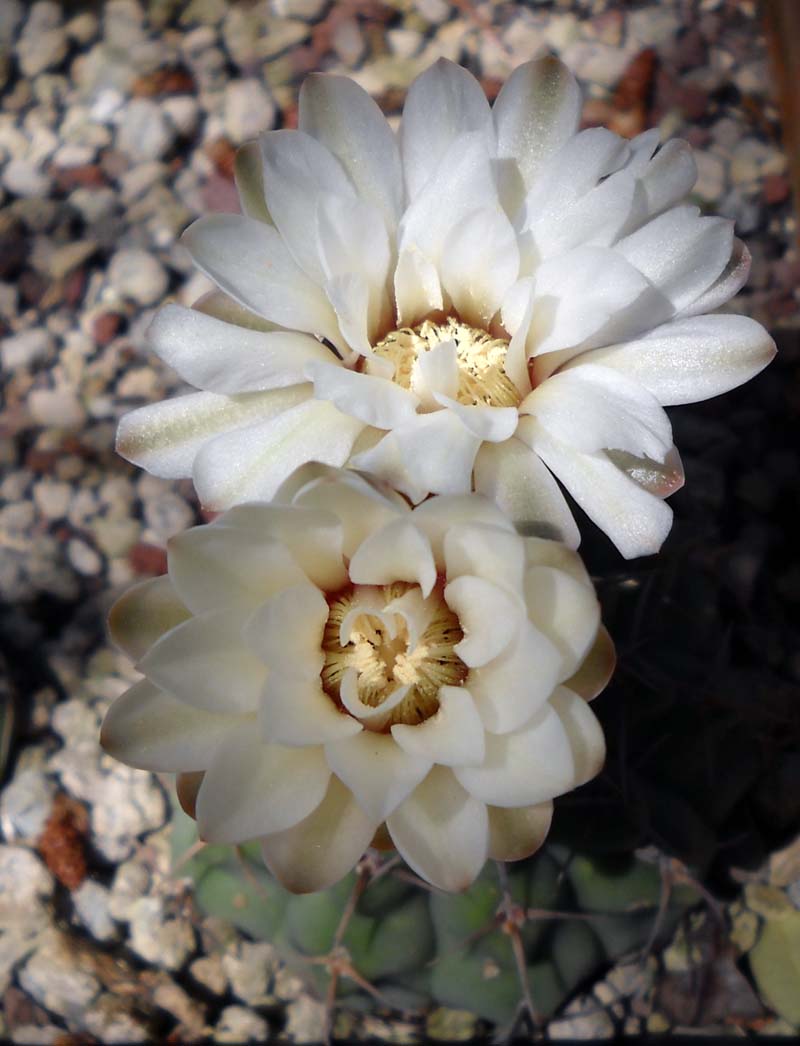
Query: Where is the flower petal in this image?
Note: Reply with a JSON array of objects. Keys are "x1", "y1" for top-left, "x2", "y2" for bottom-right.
[
  {"x1": 433, "y1": 397, "x2": 519, "y2": 443},
  {"x1": 323, "y1": 271, "x2": 372, "y2": 357},
  {"x1": 138, "y1": 610, "x2": 268, "y2": 714},
  {"x1": 116, "y1": 387, "x2": 310, "y2": 479},
  {"x1": 444, "y1": 575, "x2": 523, "y2": 668},
  {"x1": 443, "y1": 521, "x2": 525, "y2": 593},
  {"x1": 306, "y1": 360, "x2": 419, "y2": 429},
  {"x1": 259, "y1": 672, "x2": 363, "y2": 745},
  {"x1": 325, "y1": 731, "x2": 432, "y2": 821},
  {"x1": 523, "y1": 566, "x2": 600, "y2": 680},
  {"x1": 391, "y1": 686, "x2": 486, "y2": 767},
  {"x1": 349, "y1": 518, "x2": 436, "y2": 598},
  {"x1": 393, "y1": 246, "x2": 444, "y2": 327},
  {"x1": 234, "y1": 141, "x2": 271, "y2": 223},
  {"x1": 101, "y1": 679, "x2": 239, "y2": 772},
  {"x1": 192, "y1": 398, "x2": 364, "y2": 510},
  {"x1": 182, "y1": 214, "x2": 343, "y2": 348},
  {"x1": 439, "y1": 207, "x2": 519, "y2": 326},
  {"x1": 412, "y1": 340, "x2": 460, "y2": 408},
  {"x1": 412, "y1": 494, "x2": 515, "y2": 566},
  {"x1": 243, "y1": 584, "x2": 329, "y2": 678},
  {"x1": 197, "y1": 725, "x2": 331, "y2": 843},
  {"x1": 521, "y1": 534, "x2": 592, "y2": 587},
  {"x1": 563, "y1": 625, "x2": 616, "y2": 702},
  {"x1": 467, "y1": 620, "x2": 562, "y2": 735},
  {"x1": 550, "y1": 685, "x2": 606, "y2": 785},
  {"x1": 108, "y1": 575, "x2": 190, "y2": 661},
  {"x1": 679, "y1": 237, "x2": 750, "y2": 317},
  {"x1": 190, "y1": 288, "x2": 278, "y2": 331},
  {"x1": 572, "y1": 313, "x2": 776, "y2": 407},
  {"x1": 387, "y1": 766, "x2": 489, "y2": 892},
  {"x1": 631, "y1": 138, "x2": 697, "y2": 225},
  {"x1": 487, "y1": 800, "x2": 553, "y2": 862},
  {"x1": 261, "y1": 775, "x2": 377, "y2": 893}
]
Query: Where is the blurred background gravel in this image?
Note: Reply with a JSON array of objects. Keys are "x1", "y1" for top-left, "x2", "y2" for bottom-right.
[{"x1": 0, "y1": 1, "x2": 798, "y2": 1042}]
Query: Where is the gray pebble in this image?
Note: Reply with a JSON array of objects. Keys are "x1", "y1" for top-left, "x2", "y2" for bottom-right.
[
  {"x1": 215, "y1": 1005, "x2": 270, "y2": 1044},
  {"x1": 19, "y1": 927, "x2": 101, "y2": 1023},
  {"x1": 0, "y1": 768, "x2": 56, "y2": 843},
  {"x1": 17, "y1": 2, "x2": 67, "y2": 78},
  {"x1": 1, "y1": 329, "x2": 53, "y2": 370},
  {"x1": 117, "y1": 98, "x2": 176, "y2": 162},
  {"x1": 72, "y1": 880, "x2": 118, "y2": 942},
  {"x1": 108, "y1": 247, "x2": 169, "y2": 306},
  {"x1": 128, "y1": 896, "x2": 196, "y2": 969}
]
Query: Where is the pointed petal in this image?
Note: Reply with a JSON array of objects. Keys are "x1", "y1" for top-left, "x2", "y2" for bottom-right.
[
  {"x1": 388, "y1": 766, "x2": 489, "y2": 892},
  {"x1": 192, "y1": 399, "x2": 364, "y2": 510},
  {"x1": 325, "y1": 731, "x2": 432, "y2": 821},
  {"x1": 191, "y1": 288, "x2": 279, "y2": 331},
  {"x1": 306, "y1": 360, "x2": 419, "y2": 429},
  {"x1": 632, "y1": 138, "x2": 697, "y2": 226},
  {"x1": 487, "y1": 800, "x2": 553, "y2": 862},
  {"x1": 242, "y1": 584, "x2": 329, "y2": 678},
  {"x1": 259, "y1": 672, "x2": 362, "y2": 745},
  {"x1": 679, "y1": 238, "x2": 750, "y2": 317},
  {"x1": 439, "y1": 207, "x2": 519, "y2": 326},
  {"x1": 563, "y1": 625, "x2": 616, "y2": 701},
  {"x1": 443, "y1": 521, "x2": 525, "y2": 592},
  {"x1": 433, "y1": 398, "x2": 519, "y2": 443},
  {"x1": 391, "y1": 687, "x2": 486, "y2": 767},
  {"x1": 393, "y1": 246, "x2": 443, "y2": 327},
  {"x1": 234, "y1": 141, "x2": 271, "y2": 223},
  {"x1": 261, "y1": 775, "x2": 376, "y2": 893},
  {"x1": 412, "y1": 494, "x2": 515, "y2": 567},
  {"x1": 349, "y1": 518, "x2": 436, "y2": 598},
  {"x1": 523, "y1": 566, "x2": 600, "y2": 680},
  {"x1": 101, "y1": 679, "x2": 240, "y2": 772},
  {"x1": 412, "y1": 340, "x2": 459, "y2": 408},
  {"x1": 196, "y1": 725, "x2": 331, "y2": 843},
  {"x1": 444, "y1": 575, "x2": 523, "y2": 668},
  {"x1": 182, "y1": 214, "x2": 343, "y2": 348},
  {"x1": 109, "y1": 575, "x2": 190, "y2": 661}
]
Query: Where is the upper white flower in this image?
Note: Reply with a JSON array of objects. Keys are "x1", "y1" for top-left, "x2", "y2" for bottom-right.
[
  {"x1": 101, "y1": 467, "x2": 612, "y2": 893},
  {"x1": 117, "y1": 57, "x2": 775, "y2": 558}
]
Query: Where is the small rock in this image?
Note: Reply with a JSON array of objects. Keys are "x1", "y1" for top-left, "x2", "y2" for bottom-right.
[
  {"x1": 47, "y1": 241, "x2": 97, "y2": 280},
  {"x1": 0, "y1": 846, "x2": 54, "y2": 934},
  {"x1": 19, "y1": 928, "x2": 100, "y2": 1022},
  {"x1": 108, "y1": 860, "x2": 151, "y2": 922},
  {"x1": 693, "y1": 150, "x2": 726, "y2": 202},
  {"x1": 66, "y1": 11, "x2": 98, "y2": 44},
  {"x1": 413, "y1": 0, "x2": 450, "y2": 24},
  {"x1": 284, "y1": 995, "x2": 326, "y2": 1044},
  {"x1": 67, "y1": 537, "x2": 103, "y2": 576},
  {"x1": 214, "y1": 1005, "x2": 270, "y2": 1044},
  {"x1": 2, "y1": 160, "x2": 51, "y2": 200},
  {"x1": 1, "y1": 329, "x2": 52, "y2": 370},
  {"x1": 332, "y1": 17, "x2": 365, "y2": 66},
  {"x1": 128, "y1": 897, "x2": 196, "y2": 970},
  {"x1": 764, "y1": 174, "x2": 790, "y2": 205},
  {"x1": 223, "y1": 79, "x2": 276, "y2": 144},
  {"x1": 222, "y1": 941, "x2": 276, "y2": 1005},
  {"x1": 117, "y1": 98, "x2": 175, "y2": 161},
  {"x1": 190, "y1": 955, "x2": 228, "y2": 995},
  {"x1": 143, "y1": 490, "x2": 195, "y2": 541},
  {"x1": 28, "y1": 388, "x2": 86, "y2": 430},
  {"x1": 33, "y1": 480, "x2": 72, "y2": 520},
  {"x1": 0, "y1": 769, "x2": 56, "y2": 843},
  {"x1": 163, "y1": 95, "x2": 200, "y2": 136},
  {"x1": 83, "y1": 996, "x2": 149, "y2": 1044},
  {"x1": 18, "y1": 2, "x2": 67, "y2": 78},
  {"x1": 72, "y1": 880, "x2": 117, "y2": 942},
  {"x1": 108, "y1": 247, "x2": 168, "y2": 306}
]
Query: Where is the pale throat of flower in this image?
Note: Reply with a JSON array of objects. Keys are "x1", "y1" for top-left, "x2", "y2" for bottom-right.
[
  {"x1": 321, "y1": 581, "x2": 467, "y2": 732},
  {"x1": 364, "y1": 316, "x2": 522, "y2": 409}
]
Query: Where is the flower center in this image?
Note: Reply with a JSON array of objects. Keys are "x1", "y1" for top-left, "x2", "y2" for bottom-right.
[
  {"x1": 369, "y1": 317, "x2": 521, "y2": 409},
  {"x1": 321, "y1": 581, "x2": 467, "y2": 732}
]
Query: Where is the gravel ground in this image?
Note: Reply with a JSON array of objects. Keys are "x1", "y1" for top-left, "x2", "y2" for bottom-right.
[{"x1": 1, "y1": 0, "x2": 799, "y2": 1042}]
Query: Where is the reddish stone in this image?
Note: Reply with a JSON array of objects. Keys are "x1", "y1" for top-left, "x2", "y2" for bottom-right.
[
  {"x1": 764, "y1": 174, "x2": 790, "y2": 205},
  {"x1": 92, "y1": 311, "x2": 122, "y2": 345},
  {"x1": 206, "y1": 137, "x2": 236, "y2": 180},
  {"x1": 25, "y1": 448, "x2": 60, "y2": 473},
  {"x1": 133, "y1": 66, "x2": 195, "y2": 97},
  {"x1": 50, "y1": 164, "x2": 107, "y2": 191},
  {"x1": 36, "y1": 793, "x2": 89, "y2": 891},
  {"x1": 129, "y1": 542, "x2": 168, "y2": 575},
  {"x1": 18, "y1": 269, "x2": 48, "y2": 308},
  {"x1": 63, "y1": 267, "x2": 87, "y2": 307},
  {"x1": 613, "y1": 48, "x2": 657, "y2": 112}
]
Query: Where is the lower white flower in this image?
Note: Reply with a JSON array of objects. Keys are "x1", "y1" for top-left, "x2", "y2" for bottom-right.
[{"x1": 101, "y1": 468, "x2": 613, "y2": 893}]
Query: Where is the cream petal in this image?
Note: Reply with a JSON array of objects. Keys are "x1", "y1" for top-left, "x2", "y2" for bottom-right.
[
  {"x1": 234, "y1": 141, "x2": 271, "y2": 223},
  {"x1": 473, "y1": 436, "x2": 580, "y2": 549},
  {"x1": 523, "y1": 565, "x2": 600, "y2": 680},
  {"x1": 563, "y1": 625, "x2": 616, "y2": 702},
  {"x1": 530, "y1": 170, "x2": 636, "y2": 260},
  {"x1": 387, "y1": 766, "x2": 489, "y2": 892},
  {"x1": 168, "y1": 524, "x2": 308, "y2": 614},
  {"x1": 349, "y1": 518, "x2": 436, "y2": 598},
  {"x1": 261, "y1": 775, "x2": 377, "y2": 893},
  {"x1": 197, "y1": 725, "x2": 331, "y2": 843},
  {"x1": 393, "y1": 246, "x2": 444, "y2": 327},
  {"x1": 138, "y1": 610, "x2": 268, "y2": 715},
  {"x1": 439, "y1": 207, "x2": 520, "y2": 326},
  {"x1": 412, "y1": 340, "x2": 460, "y2": 408},
  {"x1": 182, "y1": 215, "x2": 343, "y2": 348},
  {"x1": 306, "y1": 360, "x2": 419, "y2": 429},
  {"x1": 259, "y1": 672, "x2": 363, "y2": 745},
  {"x1": 571, "y1": 314, "x2": 776, "y2": 407},
  {"x1": 192, "y1": 398, "x2": 364, "y2": 510},
  {"x1": 242, "y1": 584, "x2": 329, "y2": 678},
  {"x1": 633, "y1": 138, "x2": 697, "y2": 225},
  {"x1": 433, "y1": 397, "x2": 519, "y2": 443},
  {"x1": 443, "y1": 521, "x2": 525, "y2": 592},
  {"x1": 219, "y1": 503, "x2": 346, "y2": 591},
  {"x1": 468, "y1": 620, "x2": 562, "y2": 735},
  {"x1": 383, "y1": 586, "x2": 435, "y2": 650},
  {"x1": 444, "y1": 575, "x2": 523, "y2": 668},
  {"x1": 108, "y1": 575, "x2": 190, "y2": 661},
  {"x1": 503, "y1": 283, "x2": 534, "y2": 395},
  {"x1": 116, "y1": 387, "x2": 310, "y2": 479},
  {"x1": 412, "y1": 494, "x2": 515, "y2": 567},
  {"x1": 324, "y1": 271, "x2": 371, "y2": 358},
  {"x1": 550, "y1": 685, "x2": 606, "y2": 785},
  {"x1": 325, "y1": 731, "x2": 432, "y2": 821},
  {"x1": 524, "y1": 128, "x2": 629, "y2": 216},
  {"x1": 617, "y1": 205, "x2": 733, "y2": 313},
  {"x1": 401, "y1": 58, "x2": 493, "y2": 201},
  {"x1": 520, "y1": 534, "x2": 592, "y2": 587},
  {"x1": 148, "y1": 304, "x2": 335, "y2": 394},
  {"x1": 191, "y1": 289, "x2": 279, "y2": 331},
  {"x1": 487, "y1": 801, "x2": 553, "y2": 862},
  {"x1": 101, "y1": 679, "x2": 240, "y2": 772},
  {"x1": 391, "y1": 686, "x2": 486, "y2": 768},
  {"x1": 679, "y1": 237, "x2": 750, "y2": 317},
  {"x1": 300, "y1": 72, "x2": 403, "y2": 233},
  {"x1": 340, "y1": 671, "x2": 410, "y2": 732}
]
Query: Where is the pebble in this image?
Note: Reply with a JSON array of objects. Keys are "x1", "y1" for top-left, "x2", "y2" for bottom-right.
[
  {"x1": 27, "y1": 388, "x2": 87, "y2": 430},
  {"x1": 67, "y1": 537, "x2": 102, "y2": 576},
  {"x1": 223, "y1": 79, "x2": 276, "y2": 143},
  {"x1": 72, "y1": 880, "x2": 117, "y2": 942},
  {"x1": 2, "y1": 160, "x2": 51, "y2": 200},
  {"x1": 0, "y1": 768, "x2": 56, "y2": 843},
  {"x1": 143, "y1": 489, "x2": 195, "y2": 540},
  {"x1": 222, "y1": 941, "x2": 276, "y2": 1005},
  {"x1": 163, "y1": 95, "x2": 200, "y2": 136},
  {"x1": 190, "y1": 955, "x2": 228, "y2": 995},
  {"x1": 17, "y1": 2, "x2": 68, "y2": 78},
  {"x1": 108, "y1": 860, "x2": 151, "y2": 922},
  {"x1": 128, "y1": 897, "x2": 196, "y2": 969},
  {"x1": 117, "y1": 98, "x2": 175, "y2": 161},
  {"x1": 19, "y1": 928, "x2": 100, "y2": 1022},
  {"x1": 214, "y1": 1005, "x2": 270, "y2": 1044},
  {"x1": 0, "y1": 846, "x2": 54, "y2": 934},
  {"x1": 1, "y1": 329, "x2": 53, "y2": 370},
  {"x1": 693, "y1": 150, "x2": 726, "y2": 202},
  {"x1": 83, "y1": 998, "x2": 149, "y2": 1044},
  {"x1": 107, "y1": 247, "x2": 169, "y2": 306},
  {"x1": 89, "y1": 764, "x2": 166, "y2": 862}
]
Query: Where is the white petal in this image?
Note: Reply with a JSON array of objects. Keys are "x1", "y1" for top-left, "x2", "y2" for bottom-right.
[
  {"x1": 101, "y1": 679, "x2": 239, "y2": 772},
  {"x1": 632, "y1": 138, "x2": 697, "y2": 225},
  {"x1": 261, "y1": 775, "x2": 377, "y2": 893},
  {"x1": 116, "y1": 387, "x2": 310, "y2": 480},
  {"x1": 523, "y1": 565, "x2": 600, "y2": 680},
  {"x1": 325, "y1": 731, "x2": 432, "y2": 821},
  {"x1": 522, "y1": 422, "x2": 673, "y2": 558},
  {"x1": 139, "y1": 611, "x2": 267, "y2": 714},
  {"x1": 149, "y1": 304, "x2": 335, "y2": 394},
  {"x1": 503, "y1": 282, "x2": 534, "y2": 394},
  {"x1": 393, "y1": 246, "x2": 443, "y2": 327},
  {"x1": 243, "y1": 584, "x2": 328, "y2": 678},
  {"x1": 340, "y1": 670, "x2": 410, "y2": 731},
  {"x1": 487, "y1": 800, "x2": 553, "y2": 862},
  {"x1": 433, "y1": 397, "x2": 519, "y2": 443},
  {"x1": 391, "y1": 686, "x2": 486, "y2": 767},
  {"x1": 349, "y1": 518, "x2": 436, "y2": 598},
  {"x1": 259, "y1": 672, "x2": 363, "y2": 745},
  {"x1": 182, "y1": 215, "x2": 343, "y2": 348},
  {"x1": 167, "y1": 524, "x2": 307, "y2": 615},
  {"x1": 529, "y1": 170, "x2": 636, "y2": 260},
  {"x1": 521, "y1": 535, "x2": 592, "y2": 587},
  {"x1": 468, "y1": 620, "x2": 562, "y2": 734},
  {"x1": 197, "y1": 725, "x2": 331, "y2": 843},
  {"x1": 191, "y1": 288, "x2": 277, "y2": 331},
  {"x1": 412, "y1": 339, "x2": 460, "y2": 408},
  {"x1": 444, "y1": 575, "x2": 523, "y2": 668},
  {"x1": 563, "y1": 625, "x2": 616, "y2": 702},
  {"x1": 679, "y1": 238, "x2": 750, "y2": 317},
  {"x1": 234, "y1": 141, "x2": 271, "y2": 223},
  {"x1": 192, "y1": 398, "x2": 364, "y2": 510},
  {"x1": 524, "y1": 128, "x2": 630, "y2": 217},
  {"x1": 108, "y1": 575, "x2": 190, "y2": 661},
  {"x1": 401, "y1": 59, "x2": 493, "y2": 200},
  {"x1": 219, "y1": 503, "x2": 346, "y2": 591},
  {"x1": 493, "y1": 56, "x2": 581, "y2": 210},
  {"x1": 306, "y1": 360, "x2": 419, "y2": 429},
  {"x1": 443, "y1": 522, "x2": 525, "y2": 592},
  {"x1": 387, "y1": 766, "x2": 489, "y2": 892},
  {"x1": 300, "y1": 72, "x2": 403, "y2": 232},
  {"x1": 322, "y1": 271, "x2": 371, "y2": 357},
  {"x1": 439, "y1": 207, "x2": 519, "y2": 326},
  {"x1": 572, "y1": 313, "x2": 776, "y2": 407},
  {"x1": 412, "y1": 494, "x2": 515, "y2": 567},
  {"x1": 351, "y1": 411, "x2": 481, "y2": 502},
  {"x1": 617, "y1": 205, "x2": 733, "y2": 312},
  {"x1": 550, "y1": 685, "x2": 606, "y2": 785},
  {"x1": 473, "y1": 437, "x2": 580, "y2": 549},
  {"x1": 260, "y1": 129, "x2": 354, "y2": 284}
]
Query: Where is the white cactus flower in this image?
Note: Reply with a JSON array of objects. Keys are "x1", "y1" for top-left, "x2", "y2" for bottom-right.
[
  {"x1": 117, "y1": 57, "x2": 775, "y2": 558},
  {"x1": 101, "y1": 467, "x2": 613, "y2": 893}
]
